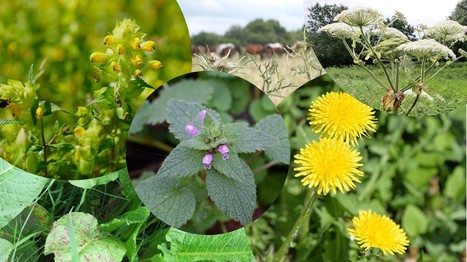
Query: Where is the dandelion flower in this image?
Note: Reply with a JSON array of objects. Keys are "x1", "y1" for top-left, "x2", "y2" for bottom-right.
[
  {"x1": 397, "y1": 39, "x2": 456, "y2": 60},
  {"x1": 348, "y1": 210, "x2": 410, "y2": 255},
  {"x1": 294, "y1": 138, "x2": 364, "y2": 195},
  {"x1": 335, "y1": 8, "x2": 384, "y2": 27},
  {"x1": 308, "y1": 92, "x2": 377, "y2": 145},
  {"x1": 320, "y1": 22, "x2": 360, "y2": 40}
]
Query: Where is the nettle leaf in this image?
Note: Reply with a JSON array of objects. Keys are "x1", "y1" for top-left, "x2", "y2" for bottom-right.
[
  {"x1": 148, "y1": 79, "x2": 215, "y2": 125},
  {"x1": 0, "y1": 158, "x2": 49, "y2": 228},
  {"x1": 136, "y1": 176, "x2": 196, "y2": 228},
  {"x1": 0, "y1": 238, "x2": 13, "y2": 261},
  {"x1": 223, "y1": 122, "x2": 279, "y2": 153},
  {"x1": 207, "y1": 160, "x2": 256, "y2": 225},
  {"x1": 212, "y1": 151, "x2": 244, "y2": 182},
  {"x1": 129, "y1": 100, "x2": 152, "y2": 134},
  {"x1": 44, "y1": 212, "x2": 126, "y2": 261},
  {"x1": 156, "y1": 144, "x2": 205, "y2": 179},
  {"x1": 167, "y1": 99, "x2": 221, "y2": 141},
  {"x1": 255, "y1": 114, "x2": 291, "y2": 164},
  {"x1": 159, "y1": 228, "x2": 254, "y2": 262},
  {"x1": 180, "y1": 135, "x2": 212, "y2": 151}
]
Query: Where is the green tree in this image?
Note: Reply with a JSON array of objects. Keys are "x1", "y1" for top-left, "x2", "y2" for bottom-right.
[
  {"x1": 243, "y1": 19, "x2": 291, "y2": 44},
  {"x1": 450, "y1": 0, "x2": 467, "y2": 25},
  {"x1": 190, "y1": 32, "x2": 225, "y2": 45},
  {"x1": 306, "y1": 3, "x2": 352, "y2": 67},
  {"x1": 386, "y1": 11, "x2": 416, "y2": 40},
  {"x1": 225, "y1": 25, "x2": 245, "y2": 46}
]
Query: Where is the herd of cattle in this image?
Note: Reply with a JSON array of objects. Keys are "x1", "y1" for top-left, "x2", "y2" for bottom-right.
[{"x1": 191, "y1": 42, "x2": 290, "y2": 59}]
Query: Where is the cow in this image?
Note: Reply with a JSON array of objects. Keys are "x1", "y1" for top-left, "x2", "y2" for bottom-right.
[
  {"x1": 244, "y1": 44, "x2": 265, "y2": 60},
  {"x1": 264, "y1": 42, "x2": 285, "y2": 58},
  {"x1": 191, "y1": 45, "x2": 208, "y2": 55},
  {"x1": 215, "y1": 43, "x2": 240, "y2": 57}
]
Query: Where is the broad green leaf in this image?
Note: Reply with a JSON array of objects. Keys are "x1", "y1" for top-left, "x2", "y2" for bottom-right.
[
  {"x1": 212, "y1": 151, "x2": 244, "y2": 182},
  {"x1": 69, "y1": 169, "x2": 122, "y2": 189},
  {"x1": 159, "y1": 228, "x2": 255, "y2": 262},
  {"x1": 179, "y1": 135, "x2": 212, "y2": 151},
  {"x1": 0, "y1": 238, "x2": 13, "y2": 261},
  {"x1": 402, "y1": 205, "x2": 429, "y2": 237},
  {"x1": 129, "y1": 100, "x2": 152, "y2": 134},
  {"x1": 0, "y1": 158, "x2": 49, "y2": 228},
  {"x1": 206, "y1": 80, "x2": 232, "y2": 111},
  {"x1": 444, "y1": 166, "x2": 466, "y2": 202},
  {"x1": 41, "y1": 101, "x2": 74, "y2": 116},
  {"x1": 156, "y1": 145, "x2": 205, "y2": 179},
  {"x1": 255, "y1": 114, "x2": 290, "y2": 164},
  {"x1": 99, "y1": 207, "x2": 150, "y2": 232},
  {"x1": 136, "y1": 176, "x2": 196, "y2": 228},
  {"x1": 206, "y1": 160, "x2": 256, "y2": 225},
  {"x1": 223, "y1": 122, "x2": 278, "y2": 153},
  {"x1": 148, "y1": 79, "x2": 215, "y2": 125},
  {"x1": 44, "y1": 212, "x2": 126, "y2": 261}
]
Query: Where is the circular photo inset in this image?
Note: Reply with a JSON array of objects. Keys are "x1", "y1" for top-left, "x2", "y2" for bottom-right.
[
  {"x1": 126, "y1": 71, "x2": 290, "y2": 234},
  {"x1": 0, "y1": 0, "x2": 192, "y2": 180}
]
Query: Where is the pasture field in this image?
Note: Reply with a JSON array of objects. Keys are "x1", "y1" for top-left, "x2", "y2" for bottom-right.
[{"x1": 326, "y1": 62, "x2": 467, "y2": 116}]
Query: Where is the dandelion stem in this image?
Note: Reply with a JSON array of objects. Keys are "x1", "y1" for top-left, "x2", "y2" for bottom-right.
[{"x1": 274, "y1": 188, "x2": 319, "y2": 262}]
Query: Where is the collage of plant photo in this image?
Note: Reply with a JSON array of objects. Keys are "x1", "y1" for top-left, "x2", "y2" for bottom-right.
[{"x1": 1, "y1": 0, "x2": 466, "y2": 261}]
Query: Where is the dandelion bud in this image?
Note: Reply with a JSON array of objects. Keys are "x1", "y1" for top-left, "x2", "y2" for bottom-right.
[
  {"x1": 148, "y1": 60, "x2": 163, "y2": 70},
  {"x1": 131, "y1": 55, "x2": 143, "y2": 66},
  {"x1": 132, "y1": 37, "x2": 141, "y2": 50},
  {"x1": 111, "y1": 61, "x2": 121, "y2": 73},
  {"x1": 133, "y1": 69, "x2": 142, "y2": 78},
  {"x1": 35, "y1": 106, "x2": 43, "y2": 120},
  {"x1": 140, "y1": 41, "x2": 156, "y2": 52},
  {"x1": 185, "y1": 124, "x2": 200, "y2": 136},
  {"x1": 117, "y1": 44, "x2": 125, "y2": 55},
  {"x1": 203, "y1": 153, "x2": 213, "y2": 169},
  {"x1": 74, "y1": 126, "x2": 85, "y2": 137},
  {"x1": 199, "y1": 110, "x2": 207, "y2": 124},
  {"x1": 90, "y1": 52, "x2": 106, "y2": 63},
  {"x1": 103, "y1": 35, "x2": 114, "y2": 46},
  {"x1": 218, "y1": 144, "x2": 229, "y2": 154}
]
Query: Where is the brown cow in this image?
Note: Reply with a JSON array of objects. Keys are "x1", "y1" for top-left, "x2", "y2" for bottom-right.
[
  {"x1": 191, "y1": 45, "x2": 208, "y2": 55},
  {"x1": 264, "y1": 42, "x2": 285, "y2": 58},
  {"x1": 244, "y1": 44, "x2": 265, "y2": 59},
  {"x1": 215, "y1": 43, "x2": 239, "y2": 57}
]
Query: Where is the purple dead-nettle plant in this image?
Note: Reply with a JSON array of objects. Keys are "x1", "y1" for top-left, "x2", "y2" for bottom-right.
[{"x1": 135, "y1": 99, "x2": 290, "y2": 228}]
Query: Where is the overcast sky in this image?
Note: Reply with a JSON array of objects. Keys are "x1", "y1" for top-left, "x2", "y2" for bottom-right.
[
  {"x1": 304, "y1": 0, "x2": 459, "y2": 27},
  {"x1": 176, "y1": 0, "x2": 306, "y2": 35}
]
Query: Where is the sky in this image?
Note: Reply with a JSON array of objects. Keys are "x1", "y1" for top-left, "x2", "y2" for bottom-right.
[
  {"x1": 176, "y1": 0, "x2": 306, "y2": 35},
  {"x1": 304, "y1": 0, "x2": 459, "y2": 27}
]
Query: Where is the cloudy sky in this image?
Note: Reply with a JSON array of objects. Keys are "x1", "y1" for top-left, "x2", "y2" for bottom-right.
[
  {"x1": 176, "y1": 0, "x2": 306, "y2": 35},
  {"x1": 177, "y1": 0, "x2": 460, "y2": 36}
]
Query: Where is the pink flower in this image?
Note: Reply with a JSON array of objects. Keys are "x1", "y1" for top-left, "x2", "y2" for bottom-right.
[
  {"x1": 200, "y1": 110, "x2": 207, "y2": 124},
  {"x1": 203, "y1": 153, "x2": 213, "y2": 169},
  {"x1": 185, "y1": 124, "x2": 200, "y2": 136},
  {"x1": 218, "y1": 144, "x2": 229, "y2": 160}
]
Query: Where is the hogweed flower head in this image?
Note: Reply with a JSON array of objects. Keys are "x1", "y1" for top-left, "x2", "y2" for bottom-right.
[
  {"x1": 427, "y1": 20, "x2": 467, "y2": 44},
  {"x1": 294, "y1": 138, "x2": 364, "y2": 195},
  {"x1": 308, "y1": 92, "x2": 377, "y2": 145},
  {"x1": 397, "y1": 39, "x2": 456, "y2": 60},
  {"x1": 373, "y1": 27, "x2": 408, "y2": 40},
  {"x1": 320, "y1": 23, "x2": 360, "y2": 40},
  {"x1": 335, "y1": 8, "x2": 384, "y2": 27},
  {"x1": 185, "y1": 124, "x2": 200, "y2": 136},
  {"x1": 348, "y1": 210, "x2": 410, "y2": 255},
  {"x1": 203, "y1": 153, "x2": 213, "y2": 169}
]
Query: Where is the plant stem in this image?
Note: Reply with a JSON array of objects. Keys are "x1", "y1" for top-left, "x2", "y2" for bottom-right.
[
  {"x1": 273, "y1": 188, "x2": 319, "y2": 262},
  {"x1": 253, "y1": 161, "x2": 277, "y2": 174},
  {"x1": 39, "y1": 116, "x2": 48, "y2": 177},
  {"x1": 405, "y1": 93, "x2": 420, "y2": 116}
]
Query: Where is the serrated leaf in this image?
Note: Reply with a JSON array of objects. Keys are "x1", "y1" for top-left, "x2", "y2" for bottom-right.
[
  {"x1": 148, "y1": 80, "x2": 215, "y2": 125},
  {"x1": 69, "y1": 169, "x2": 122, "y2": 189},
  {"x1": 206, "y1": 80, "x2": 232, "y2": 111},
  {"x1": 41, "y1": 101, "x2": 73, "y2": 116},
  {"x1": 44, "y1": 212, "x2": 126, "y2": 261},
  {"x1": 129, "y1": 77, "x2": 156, "y2": 90},
  {"x1": 156, "y1": 144, "x2": 205, "y2": 179},
  {"x1": 206, "y1": 161, "x2": 256, "y2": 225},
  {"x1": 0, "y1": 238, "x2": 13, "y2": 261},
  {"x1": 129, "y1": 100, "x2": 152, "y2": 134},
  {"x1": 0, "y1": 158, "x2": 49, "y2": 228},
  {"x1": 136, "y1": 176, "x2": 196, "y2": 228},
  {"x1": 0, "y1": 119, "x2": 22, "y2": 126},
  {"x1": 212, "y1": 151, "x2": 244, "y2": 182},
  {"x1": 223, "y1": 122, "x2": 279, "y2": 153},
  {"x1": 160, "y1": 228, "x2": 254, "y2": 262},
  {"x1": 179, "y1": 135, "x2": 212, "y2": 151},
  {"x1": 255, "y1": 114, "x2": 290, "y2": 164}
]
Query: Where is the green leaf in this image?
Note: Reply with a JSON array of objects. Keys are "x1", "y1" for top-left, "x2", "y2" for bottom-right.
[
  {"x1": 0, "y1": 158, "x2": 49, "y2": 228},
  {"x1": 0, "y1": 119, "x2": 22, "y2": 126},
  {"x1": 211, "y1": 151, "x2": 244, "y2": 182},
  {"x1": 129, "y1": 100, "x2": 152, "y2": 134},
  {"x1": 41, "y1": 101, "x2": 74, "y2": 116},
  {"x1": 223, "y1": 122, "x2": 279, "y2": 153},
  {"x1": 179, "y1": 135, "x2": 212, "y2": 151},
  {"x1": 255, "y1": 114, "x2": 290, "y2": 164},
  {"x1": 129, "y1": 77, "x2": 156, "y2": 90},
  {"x1": 148, "y1": 79, "x2": 215, "y2": 125},
  {"x1": 44, "y1": 212, "x2": 126, "y2": 261},
  {"x1": 90, "y1": 87, "x2": 115, "y2": 108},
  {"x1": 160, "y1": 228, "x2": 254, "y2": 261},
  {"x1": 69, "y1": 169, "x2": 122, "y2": 189},
  {"x1": 0, "y1": 238, "x2": 13, "y2": 261},
  {"x1": 206, "y1": 160, "x2": 256, "y2": 225},
  {"x1": 136, "y1": 176, "x2": 196, "y2": 228},
  {"x1": 156, "y1": 144, "x2": 205, "y2": 179},
  {"x1": 100, "y1": 207, "x2": 150, "y2": 232},
  {"x1": 206, "y1": 80, "x2": 232, "y2": 111},
  {"x1": 28, "y1": 64, "x2": 35, "y2": 84},
  {"x1": 402, "y1": 205, "x2": 429, "y2": 237},
  {"x1": 444, "y1": 166, "x2": 466, "y2": 202}
]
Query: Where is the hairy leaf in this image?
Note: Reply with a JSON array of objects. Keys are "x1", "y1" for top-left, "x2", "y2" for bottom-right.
[
  {"x1": 223, "y1": 122, "x2": 279, "y2": 153},
  {"x1": 136, "y1": 176, "x2": 195, "y2": 228},
  {"x1": 129, "y1": 100, "x2": 152, "y2": 134},
  {"x1": 0, "y1": 158, "x2": 49, "y2": 228},
  {"x1": 156, "y1": 144, "x2": 206, "y2": 179},
  {"x1": 207, "y1": 160, "x2": 256, "y2": 225},
  {"x1": 255, "y1": 114, "x2": 291, "y2": 164},
  {"x1": 211, "y1": 151, "x2": 244, "y2": 182},
  {"x1": 179, "y1": 135, "x2": 212, "y2": 151},
  {"x1": 159, "y1": 228, "x2": 254, "y2": 261}
]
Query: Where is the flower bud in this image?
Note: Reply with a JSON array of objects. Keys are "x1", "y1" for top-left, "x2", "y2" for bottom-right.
[
  {"x1": 148, "y1": 60, "x2": 163, "y2": 70},
  {"x1": 131, "y1": 55, "x2": 143, "y2": 66},
  {"x1": 90, "y1": 52, "x2": 107, "y2": 63},
  {"x1": 74, "y1": 126, "x2": 85, "y2": 137},
  {"x1": 117, "y1": 44, "x2": 125, "y2": 55},
  {"x1": 111, "y1": 61, "x2": 121, "y2": 73},
  {"x1": 185, "y1": 124, "x2": 200, "y2": 136},
  {"x1": 218, "y1": 144, "x2": 229, "y2": 154},
  {"x1": 132, "y1": 38, "x2": 141, "y2": 50},
  {"x1": 140, "y1": 41, "x2": 156, "y2": 52},
  {"x1": 35, "y1": 106, "x2": 43, "y2": 120},
  {"x1": 133, "y1": 69, "x2": 142, "y2": 78},
  {"x1": 103, "y1": 35, "x2": 114, "y2": 46},
  {"x1": 203, "y1": 153, "x2": 213, "y2": 169}
]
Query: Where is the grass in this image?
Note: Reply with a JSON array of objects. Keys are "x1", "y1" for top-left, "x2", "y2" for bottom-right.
[{"x1": 326, "y1": 62, "x2": 467, "y2": 116}]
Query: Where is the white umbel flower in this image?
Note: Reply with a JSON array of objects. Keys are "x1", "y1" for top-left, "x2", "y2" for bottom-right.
[
  {"x1": 320, "y1": 23, "x2": 360, "y2": 39},
  {"x1": 335, "y1": 8, "x2": 384, "y2": 27},
  {"x1": 373, "y1": 27, "x2": 408, "y2": 40},
  {"x1": 397, "y1": 39, "x2": 456, "y2": 60},
  {"x1": 427, "y1": 20, "x2": 467, "y2": 43}
]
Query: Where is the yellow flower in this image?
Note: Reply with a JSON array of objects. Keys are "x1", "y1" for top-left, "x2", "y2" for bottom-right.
[
  {"x1": 132, "y1": 37, "x2": 141, "y2": 50},
  {"x1": 103, "y1": 35, "x2": 114, "y2": 46},
  {"x1": 131, "y1": 55, "x2": 143, "y2": 66},
  {"x1": 308, "y1": 92, "x2": 377, "y2": 145},
  {"x1": 74, "y1": 126, "x2": 85, "y2": 137},
  {"x1": 111, "y1": 61, "x2": 121, "y2": 73},
  {"x1": 35, "y1": 106, "x2": 43, "y2": 120},
  {"x1": 117, "y1": 44, "x2": 125, "y2": 55},
  {"x1": 89, "y1": 52, "x2": 107, "y2": 63},
  {"x1": 148, "y1": 60, "x2": 163, "y2": 70},
  {"x1": 140, "y1": 40, "x2": 156, "y2": 52},
  {"x1": 294, "y1": 138, "x2": 364, "y2": 195},
  {"x1": 348, "y1": 210, "x2": 410, "y2": 255}
]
